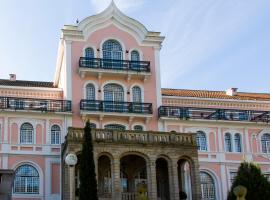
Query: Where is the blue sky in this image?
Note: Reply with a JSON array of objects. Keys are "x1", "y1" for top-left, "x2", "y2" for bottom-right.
[{"x1": 0, "y1": 0, "x2": 269, "y2": 93}]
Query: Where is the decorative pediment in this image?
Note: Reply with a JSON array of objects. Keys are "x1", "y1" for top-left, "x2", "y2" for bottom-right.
[{"x1": 61, "y1": 1, "x2": 164, "y2": 46}]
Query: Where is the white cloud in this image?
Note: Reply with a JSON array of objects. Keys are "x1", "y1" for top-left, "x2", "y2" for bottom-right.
[
  {"x1": 159, "y1": 0, "x2": 269, "y2": 88},
  {"x1": 90, "y1": 0, "x2": 145, "y2": 13}
]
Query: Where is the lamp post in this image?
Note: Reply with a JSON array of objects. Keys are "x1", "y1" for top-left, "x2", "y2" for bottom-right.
[{"x1": 65, "y1": 153, "x2": 78, "y2": 200}]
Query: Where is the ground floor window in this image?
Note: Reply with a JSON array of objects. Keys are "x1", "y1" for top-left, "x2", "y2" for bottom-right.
[
  {"x1": 14, "y1": 164, "x2": 39, "y2": 194},
  {"x1": 200, "y1": 172, "x2": 216, "y2": 200}
]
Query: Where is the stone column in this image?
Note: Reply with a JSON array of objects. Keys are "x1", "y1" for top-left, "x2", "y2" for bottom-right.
[
  {"x1": 112, "y1": 157, "x2": 121, "y2": 199},
  {"x1": 69, "y1": 166, "x2": 76, "y2": 200},
  {"x1": 149, "y1": 159, "x2": 157, "y2": 200},
  {"x1": 171, "y1": 160, "x2": 180, "y2": 200}
]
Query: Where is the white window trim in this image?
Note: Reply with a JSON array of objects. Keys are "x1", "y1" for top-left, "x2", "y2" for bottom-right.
[
  {"x1": 101, "y1": 81, "x2": 127, "y2": 102},
  {"x1": 100, "y1": 37, "x2": 126, "y2": 60},
  {"x1": 19, "y1": 123, "x2": 35, "y2": 145},
  {"x1": 83, "y1": 81, "x2": 99, "y2": 100},
  {"x1": 12, "y1": 161, "x2": 44, "y2": 196},
  {"x1": 128, "y1": 48, "x2": 144, "y2": 61},
  {"x1": 103, "y1": 122, "x2": 128, "y2": 130},
  {"x1": 82, "y1": 45, "x2": 97, "y2": 57},
  {"x1": 224, "y1": 131, "x2": 243, "y2": 153},
  {"x1": 130, "y1": 84, "x2": 144, "y2": 102},
  {"x1": 199, "y1": 169, "x2": 220, "y2": 200},
  {"x1": 50, "y1": 124, "x2": 61, "y2": 145}
]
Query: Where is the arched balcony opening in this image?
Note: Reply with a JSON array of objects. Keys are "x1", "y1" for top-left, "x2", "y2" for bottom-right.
[
  {"x1": 98, "y1": 155, "x2": 112, "y2": 198},
  {"x1": 120, "y1": 155, "x2": 147, "y2": 200},
  {"x1": 156, "y1": 158, "x2": 170, "y2": 200},
  {"x1": 178, "y1": 159, "x2": 192, "y2": 200}
]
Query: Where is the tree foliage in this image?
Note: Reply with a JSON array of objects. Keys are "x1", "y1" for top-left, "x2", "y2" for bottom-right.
[
  {"x1": 227, "y1": 161, "x2": 270, "y2": 200},
  {"x1": 79, "y1": 120, "x2": 98, "y2": 200}
]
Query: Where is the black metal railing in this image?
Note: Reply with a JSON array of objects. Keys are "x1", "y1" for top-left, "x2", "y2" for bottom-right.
[
  {"x1": 0, "y1": 97, "x2": 71, "y2": 112},
  {"x1": 79, "y1": 57, "x2": 150, "y2": 72},
  {"x1": 158, "y1": 106, "x2": 270, "y2": 123},
  {"x1": 80, "y1": 100, "x2": 152, "y2": 114}
]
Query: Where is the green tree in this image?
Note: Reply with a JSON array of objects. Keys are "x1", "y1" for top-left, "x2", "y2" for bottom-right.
[
  {"x1": 227, "y1": 161, "x2": 270, "y2": 200},
  {"x1": 79, "y1": 120, "x2": 98, "y2": 200}
]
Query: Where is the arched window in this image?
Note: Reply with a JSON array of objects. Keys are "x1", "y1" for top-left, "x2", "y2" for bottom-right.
[
  {"x1": 132, "y1": 86, "x2": 142, "y2": 103},
  {"x1": 90, "y1": 123, "x2": 97, "y2": 129},
  {"x1": 102, "y1": 40, "x2": 123, "y2": 60},
  {"x1": 104, "y1": 84, "x2": 124, "y2": 102},
  {"x1": 86, "y1": 83, "x2": 95, "y2": 100},
  {"x1": 85, "y1": 47, "x2": 94, "y2": 58},
  {"x1": 131, "y1": 50, "x2": 140, "y2": 61},
  {"x1": 225, "y1": 133, "x2": 232, "y2": 152},
  {"x1": 234, "y1": 133, "x2": 242, "y2": 152},
  {"x1": 14, "y1": 165, "x2": 39, "y2": 194},
  {"x1": 200, "y1": 172, "x2": 216, "y2": 200},
  {"x1": 134, "y1": 125, "x2": 143, "y2": 131},
  {"x1": 104, "y1": 124, "x2": 126, "y2": 131},
  {"x1": 20, "y1": 123, "x2": 34, "y2": 144},
  {"x1": 261, "y1": 133, "x2": 270, "y2": 153},
  {"x1": 51, "y1": 125, "x2": 61, "y2": 145},
  {"x1": 196, "y1": 131, "x2": 207, "y2": 151}
]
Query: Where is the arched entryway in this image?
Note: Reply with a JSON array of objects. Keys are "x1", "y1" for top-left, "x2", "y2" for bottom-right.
[
  {"x1": 156, "y1": 158, "x2": 170, "y2": 200},
  {"x1": 178, "y1": 158, "x2": 193, "y2": 200},
  {"x1": 120, "y1": 155, "x2": 148, "y2": 200},
  {"x1": 98, "y1": 155, "x2": 112, "y2": 198}
]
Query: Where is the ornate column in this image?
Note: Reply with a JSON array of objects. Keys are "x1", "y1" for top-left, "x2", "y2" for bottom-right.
[
  {"x1": 149, "y1": 159, "x2": 157, "y2": 200},
  {"x1": 112, "y1": 157, "x2": 121, "y2": 199},
  {"x1": 171, "y1": 159, "x2": 180, "y2": 200}
]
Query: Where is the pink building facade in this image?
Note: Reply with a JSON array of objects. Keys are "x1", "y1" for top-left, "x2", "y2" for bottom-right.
[{"x1": 0, "y1": 2, "x2": 269, "y2": 200}]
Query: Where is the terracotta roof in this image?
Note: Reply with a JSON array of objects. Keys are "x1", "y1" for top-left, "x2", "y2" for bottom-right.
[
  {"x1": 0, "y1": 79, "x2": 55, "y2": 88},
  {"x1": 162, "y1": 88, "x2": 270, "y2": 101}
]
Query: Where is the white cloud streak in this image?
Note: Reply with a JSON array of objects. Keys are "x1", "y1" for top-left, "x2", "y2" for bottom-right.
[
  {"x1": 90, "y1": 0, "x2": 145, "y2": 13},
  {"x1": 159, "y1": 0, "x2": 268, "y2": 88}
]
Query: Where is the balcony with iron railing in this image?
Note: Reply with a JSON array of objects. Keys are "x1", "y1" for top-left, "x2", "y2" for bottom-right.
[
  {"x1": 0, "y1": 96, "x2": 72, "y2": 113},
  {"x1": 158, "y1": 106, "x2": 270, "y2": 123},
  {"x1": 78, "y1": 57, "x2": 151, "y2": 80},
  {"x1": 80, "y1": 100, "x2": 152, "y2": 118}
]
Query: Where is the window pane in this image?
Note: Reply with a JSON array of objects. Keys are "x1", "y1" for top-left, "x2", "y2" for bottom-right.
[
  {"x1": 104, "y1": 124, "x2": 126, "y2": 130},
  {"x1": 134, "y1": 125, "x2": 143, "y2": 131},
  {"x1": 261, "y1": 134, "x2": 270, "y2": 153},
  {"x1": 85, "y1": 47, "x2": 94, "y2": 58},
  {"x1": 14, "y1": 165, "x2": 39, "y2": 194},
  {"x1": 51, "y1": 125, "x2": 61, "y2": 145},
  {"x1": 20, "y1": 123, "x2": 33, "y2": 144},
  {"x1": 200, "y1": 172, "x2": 216, "y2": 200},
  {"x1": 225, "y1": 133, "x2": 232, "y2": 152},
  {"x1": 197, "y1": 131, "x2": 207, "y2": 151},
  {"x1": 104, "y1": 84, "x2": 124, "y2": 102},
  {"x1": 86, "y1": 84, "x2": 95, "y2": 100},
  {"x1": 132, "y1": 86, "x2": 142, "y2": 103},
  {"x1": 234, "y1": 134, "x2": 242, "y2": 152},
  {"x1": 131, "y1": 51, "x2": 140, "y2": 61},
  {"x1": 102, "y1": 40, "x2": 122, "y2": 60}
]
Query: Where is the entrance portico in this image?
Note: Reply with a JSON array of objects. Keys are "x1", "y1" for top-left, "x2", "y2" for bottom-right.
[{"x1": 62, "y1": 128, "x2": 201, "y2": 200}]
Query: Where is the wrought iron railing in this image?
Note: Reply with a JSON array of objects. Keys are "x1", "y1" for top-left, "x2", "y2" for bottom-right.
[
  {"x1": 158, "y1": 106, "x2": 270, "y2": 123},
  {"x1": 0, "y1": 97, "x2": 71, "y2": 112},
  {"x1": 79, "y1": 57, "x2": 150, "y2": 72},
  {"x1": 66, "y1": 128, "x2": 197, "y2": 146},
  {"x1": 80, "y1": 100, "x2": 152, "y2": 114}
]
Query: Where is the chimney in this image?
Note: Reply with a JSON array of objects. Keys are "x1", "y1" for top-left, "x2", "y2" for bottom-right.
[
  {"x1": 9, "y1": 74, "x2": 16, "y2": 81},
  {"x1": 226, "y1": 88, "x2": 238, "y2": 96}
]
